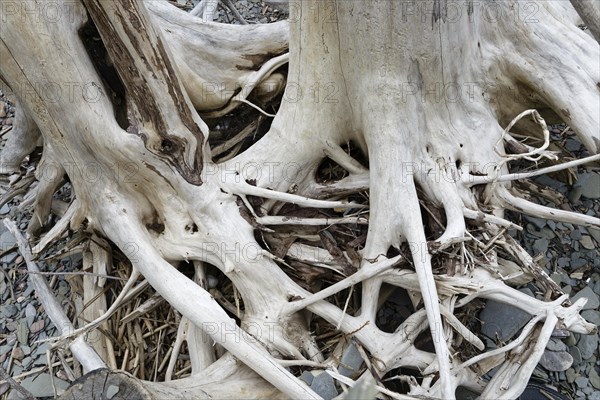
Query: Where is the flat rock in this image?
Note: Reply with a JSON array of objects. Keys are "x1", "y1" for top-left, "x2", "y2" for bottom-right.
[
  {"x1": 338, "y1": 343, "x2": 364, "y2": 378},
  {"x1": 25, "y1": 303, "x2": 36, "y2": 326},
  {"x1": 533, "y1": 238, "x2": 549, "y2": 255},
  {"x1": 2, "y1": 304, "x2": 18, "y2": 318},
  {"x1": 581, "y1": 310, "x2": 600, "y2": 325},
  {"x1": 300, "y1": 371, "x2": 314, "y2": 385},
  {"x1": 538, "y1": 350, "x2": 573, "y2": 372},
  {"x1": 480, "y1": 288, "x2": 533, "y2": 342},
  {"x1": 571, "y1": 286, "x2": 600, "y2": 310},
  {"x1": 0, "y1": 230, "x2": 16, "y2": 253},
  {"x1": 546, "y1": 338, "x2": 567, "y2": 352},
  {"x1": 19, "y1": 373, "x2": 69, "y2": 397},
  {"x1": 576, "y1": 172, "x2": 600, "y2": 199},
  {"x1": 590, "y1": 367, "x2": 600, "y2": 390},
  {"x1": 575, "y1": 376, "x2": 589, "y2": 388},
  {"x1": 524, "y1": 215, "x2": 547, "y2": 229},
  {"x1": 589, "y1": 228, "x2": 600, "y2": 245},
  {"x1": 569, "y1": 346, "x2": 582, "y2": 365},
  {"x1": 579, "y1": 235, "x2": 595, "y2": 250},
  {"x1": 0, "y1": 203, "x2": 9, "y2": 215},
  {"x1": 310, "y1": 372, "x2": 338, "y2": 400},
  {"x1": 577, "y1": 333, "x2": 598, "y2": 360}
]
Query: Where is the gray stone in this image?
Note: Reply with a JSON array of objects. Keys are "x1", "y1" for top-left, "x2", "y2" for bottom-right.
[
  {"x1": 571, "y1": 286, "x2": 600, "y2": 310},
  {"x1": 19, "y1": 374, "x2": 69, "y2": 397},
  {"x1": 570, "y1": 258, "x2": 587, "y2": 269},
  {"x1": 566, "y1": 368, "x2": 578, "y2": 383},
  {"x1": 590, "y1": 367, "x2": 600, "y2": 390},
  {"x1": 25, "y1": 303, "x2": 36, "y2": 326},
  {"x1": 557, "y1": 257, "x2": 570, "y2": 268},
  {"x1": 581, "y1": 310, "x2": 600, "y2": 325},
  {"x1": 589, "y1": 228, "x2": 600, "y2": 245},
  {"x1": 590, "y1": 392, "x2": 600, "y2": 400},
  {"x1": 538, "y1": 350, "x2": 573, "y2": 372},
  {"x1": 571, "y1": 229, "x2": 583, "y2": 240},
  {"x1": 1, "y1": 304, "x2": 18, "y2": 318},
  {"x1": 576, "y1": 172, "x2": 600, "y2": 199},
  {"x1": 300, "y1": 371, "x2": 314, "y2": 385},
  {"x1": 338, "y1": 343, "x2": 364, "y2": 378},
  {"x1": 310, "y1": 371, "x2": 338, "y2": 400},
  {"x1": 479, "y1": 288, "x2": 533, "y2": 342},
  {"x1": 577, "y1": 333, "x2": 598, "y2": 360},
  {"x1": 533, "y1": 238, "x2": 549, "y2": 255},
  {"x1": 0, "y1": 203, "x2": 9, "y2": 215},
  {"x1": 574, "y1": 376, "x2": 589, "y2": 388},
  {"x1": 15, "y1": 320, "x2": 28, "y2": 344},
  {"x1": 539, "y1": 227, "x2": 556, "y2": 239},
  {"x1": 524, "y1": 215, "x2": 546, "y2": 229},
  {"x1": 569, "y1": 346, "x2": 582, "y2": 365},
  {"x1": 580, "y1": 235, "x2": 596, "y2": 250},
  {"x1": 546, "y1": 338, "x2": 567, "y2": 352},
  {"x1": 0, "y1": 231, "x2": 16, "y2": 253}
]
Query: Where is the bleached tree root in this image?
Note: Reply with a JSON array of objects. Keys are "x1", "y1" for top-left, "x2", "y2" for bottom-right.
[{"x1": 1, "y1": 1, "x2": 598, "y2": 399}]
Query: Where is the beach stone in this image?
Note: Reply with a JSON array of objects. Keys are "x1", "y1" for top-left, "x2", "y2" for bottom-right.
[
  {"x1": 2, "y1": 304, "x2": 18, "y2": 318},
  {"x1": 19, "y1": 373, "x2": 69, "y2": 397},
  {"x1": 590, "y1": 367, "x2": 600, "y2": 390},
  {"x1": 569, "y1": 346, "x2": 583, "y2": 365},
  {"x1": 310, "y1": 371, "x2": 338, "y2": 400},
  {"x1": 546, "y1": 338, "x2": 567, "y2": 352},
  {"x1": 577, "y1": 333, "x2": 598, "y2": 360},
  {"x1": 571, "y1": 286, "x2": 599, "y2": 310},
  {"x1": 580, "y1": 235, "x2": 595, "y2": 250},
  {"x1": 576, "y1": 173, "x2": 600, "y2": 199},
  {"x1": 338, "y1": 343, "x2": 364, "y2": 378},
  {"x1": 539, "y1": 350, "x2": 573, "y2": 372},
  {"x1": 581, "y1": 310, "x2": 600, "y2": 325},
  {"x1": 480, "y1": 288, "x2": 533, "y2": 342},
  {"x1": 575, "y1": 376, "x2": 589, "y2": 388},
  {"x1": 300, "y1": 371, "x2": 314, "y2": 385}
]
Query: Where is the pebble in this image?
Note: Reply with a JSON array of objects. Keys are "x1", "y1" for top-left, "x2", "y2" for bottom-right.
[
  {"x1": 581, "y1": 310, "x2": 600, "y2": 325},
  {"x1": 310, "y1": 371, "x2": 338, "y2": 400},
  {"x1": 338, "y1": 343, "x2": 363, "y2": 378},
  {"x1": 577, "y1": 333, "x2": 598, "y2": 360},
  {"x1": 579, "y1": 235, "x2": 595, "y2": 250},
  {"x1": 590, "y1": 367, "x2": 600, "y2": 390},
  {"x1": 30, "y1": 320, "x2": 45, "y2": 334},
  {"x1": 524, "y1": 215, "x2": 547, "y2": 229},
  {"x1": 539, "y1": 350, "x2": 573, "y2": 372},
  {"x1": 300, "y1": 371, "x2": 314, "y2": 385},
  {"x1": 18, "y1": 373, "x2": 69, "y2": 397},
  {"x1": 11, "y1": 346, "x2": 24, "y2": 361},
  {"x1": 569, "y1": 346, "x2": 583, "y2": 365},
  {"x1": 576, "y1": 173, "x2": 600, "y2": 199},
  {"x1": 571, "y1": 286, "x2": 600, "y2": 310},
  {"x1": 479, "y1": 288, "x2": 533, "y2": 342},
  {"x1": 589, "y1": 228, "x2": 600, "y2": 245},
  {"x1": 0, "y1": 203, "x2": 10, "y2": 214},
  {"x1": 2, "y1": 304, "x2": 18, "y2": 318},
  {"x1": 15, "y1": 321, "x2": 28, "y2": 344},
  {"x1": 546, "y1": 338, "x2": 567, "y2": 352},
  {"x1": 566, "y1": 368, "x2": 578, "y2": 383},
  {"x1": 25, "y1": 303, "x2": 36, "y2": 326},
  {"x1": 575, "y1": 376, "x2": 589, "y2": 388},
  {"x1": 533, "y1": 238, "x2": 549, "y2": 255}
]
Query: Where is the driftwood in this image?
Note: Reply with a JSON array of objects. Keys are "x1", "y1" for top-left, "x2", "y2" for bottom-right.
[{"x1": 1, "y1": 1, "x2": 598, "y2": 399}]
